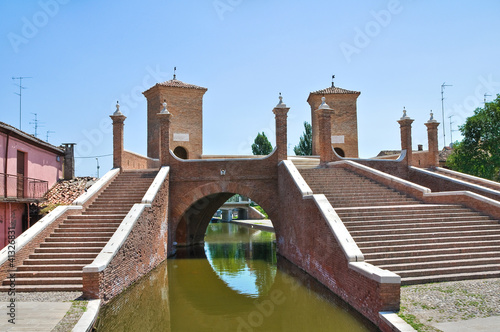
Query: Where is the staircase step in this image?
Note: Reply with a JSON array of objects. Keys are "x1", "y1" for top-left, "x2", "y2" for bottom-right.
[
  {"x1": 0, "y1": 284, "x2": 83, "y2": 292},
  {"x1": 402, "y1": 270, "x2": 500, "y2": 285},
  {"x1": 394, "y1": 263, "x2": 500, "y2": 278},
  {"x1": 352, "y1": 228, "x2": 500, "y2": 240},
  {"x1": 378, "y1": 257, "x2": 500, "y2": 271},
  {"x1": 16, "y1": 264, "x2": 85, "y2": 271},
  {"x1": 3, "y1": 277, "x2": 82, "y2": 286},
  {"x1": 40, "y1": 241, "x2": 107, "y2": 248},
  {"x1": 45, "y1": 236, "x2": 111, "y2": 242},
  {"x1": 23, "y1": 258, "x2": 94, "y2": 265},
  {"x1": 364, "y1": 245, "x2": 500, "y2": 260},
  {"x1": 29, "y1": 252, "x2": 98, "y2": 259},
  {"x1": 14, "y1": 271, "x2": 83, "y2": 278},
  {"x1": 35, "y1": 247, "x2": 102, "y2": 253}
]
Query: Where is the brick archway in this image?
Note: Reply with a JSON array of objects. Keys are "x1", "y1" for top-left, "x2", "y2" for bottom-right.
[{"x1": 171, "y1": 181, "x2": 279, "y2": 249}]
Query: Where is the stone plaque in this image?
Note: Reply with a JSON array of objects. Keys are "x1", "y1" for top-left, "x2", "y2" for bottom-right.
[
  {"x1": 331, "y1": 135, "x2": 345, "y2": 144},
  {"x1": 173, "y1": 133, "x2": 189, "y2": 142}
]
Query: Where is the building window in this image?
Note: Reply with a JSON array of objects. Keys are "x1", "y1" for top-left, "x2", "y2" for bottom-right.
[
  {"x1": 334, "y1": 147, "x2": 345, "y2": 157},
  {"x1": 174, "y1": 146, "x2": 188, "y2": 159}
]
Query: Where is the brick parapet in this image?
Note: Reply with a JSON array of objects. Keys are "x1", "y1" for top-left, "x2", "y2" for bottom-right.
[
  {"x1": 122, "y1": 151, "x2": 160, "y2": 170},
  {"x1": 409, "y1": 167, "x2": 500, "y2": 202},
  {"x1": 421, "y1": 190, "x2": 500, "y2": 220}
]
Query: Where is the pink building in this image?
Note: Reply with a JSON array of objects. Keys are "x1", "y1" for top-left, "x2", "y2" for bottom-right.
[{"x1": 0, "y1": 121, "x2": 66, "y2": 248}]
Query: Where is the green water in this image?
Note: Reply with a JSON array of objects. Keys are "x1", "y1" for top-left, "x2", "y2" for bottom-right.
[{"x1": 96, "y1": 223, "x2": 377, "y2": 331}]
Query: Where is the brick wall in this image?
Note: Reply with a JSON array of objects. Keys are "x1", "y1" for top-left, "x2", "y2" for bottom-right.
[{"x1": 122, "y1": 151, "x2": 160, "y2": 170}]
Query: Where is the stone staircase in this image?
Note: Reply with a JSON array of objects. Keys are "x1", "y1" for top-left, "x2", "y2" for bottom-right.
[
  {"x1": 300, "y1": 168, "x2": 419, "y2": 208},
  {"x1": 289, "y1": 156, "x2": 320, "y2": 169},
  {"x1": 0, "y1": 170, "x2": 157, "y2": 292},
  {"x1": 300, "y1": 167, "x2": 500, "y2": 285}
]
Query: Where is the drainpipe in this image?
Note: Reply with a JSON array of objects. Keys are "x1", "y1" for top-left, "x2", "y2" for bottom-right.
[{"x1": 4, "y1": 133, "x2": 9, "y2": 198}]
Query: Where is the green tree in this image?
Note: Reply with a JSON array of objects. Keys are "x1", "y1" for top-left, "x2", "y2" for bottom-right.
[
  {"x1": 251, "y1": 132, "x2": 273, "y2": 155},
  {"x1": 447, "y1": 94, "x2": 500, "y2": 181},
  {"x1": 293, "y1": 121, "x2": 312, "y2": 156}
]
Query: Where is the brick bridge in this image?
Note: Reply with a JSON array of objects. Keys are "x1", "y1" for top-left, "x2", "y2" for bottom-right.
[{"x1": 2, "y1": 87, "x2": 500, "y2": 331}]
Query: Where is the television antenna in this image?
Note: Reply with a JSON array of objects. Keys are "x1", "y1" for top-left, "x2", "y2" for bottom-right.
[
  {"x1": 29, "y1": 113, "x2": 44, "y2": 138},
  {"x1": 448, "y1": 115, "x2": 457, "y2": 145},
  {"x1": 46, "y1": 130, "x2": 55, "y2": 142},
  {"x1": 441, "y1": 82, "x2": 452, "y2": 147},
  {"x1": 484, "y1": 93, "x2": 492, "y2": 105},
  {"x1": 12, "y1": 76, "x2": 32, "y2": 130}
]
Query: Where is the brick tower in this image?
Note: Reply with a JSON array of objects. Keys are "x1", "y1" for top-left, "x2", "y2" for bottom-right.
[
  {"x1": 143, "y1": 78, "x2": 207, "y2": 160},
  {"x1": 307, "y1": 82, "x2": 360, "y2": 158}
]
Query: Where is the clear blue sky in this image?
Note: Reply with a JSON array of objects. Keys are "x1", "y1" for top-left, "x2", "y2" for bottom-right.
[{"x1": 1, "y1": 0, "x2": 499, "y2": 177}]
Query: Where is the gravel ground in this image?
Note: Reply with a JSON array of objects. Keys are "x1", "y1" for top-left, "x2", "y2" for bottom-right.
[
  {"x1": 0, "y1": 291, "x2": 82, "y2": 302},
  {"x1": 399, "y1": 278, "x2": 500, "y2": 331}
]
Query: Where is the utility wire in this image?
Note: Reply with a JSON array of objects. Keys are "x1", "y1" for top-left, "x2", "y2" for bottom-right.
[{"x1": 75, "y1": 154, "x2": 113, "y2": 159}]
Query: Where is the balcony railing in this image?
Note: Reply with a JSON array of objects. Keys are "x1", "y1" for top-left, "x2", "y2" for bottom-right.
[{"x1": 0, "y1": 173, "x2": 48, "y2": 200}]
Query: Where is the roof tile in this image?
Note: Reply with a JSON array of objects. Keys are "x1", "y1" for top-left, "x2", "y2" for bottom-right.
[
  {"x1": 310, "y1": 86, "x2": 360, "y2": 95},
  {"x1": 156, "y1": 79, "x2": 207, "y2": 90}
]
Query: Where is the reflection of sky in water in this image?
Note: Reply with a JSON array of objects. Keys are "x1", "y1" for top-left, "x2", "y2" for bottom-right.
[
  {"x1": 206, "y1": 256, "x2": 261, "y2": 297},
  {"x1": 204, "y1": 223, "x2": 277, "y2": 298}
]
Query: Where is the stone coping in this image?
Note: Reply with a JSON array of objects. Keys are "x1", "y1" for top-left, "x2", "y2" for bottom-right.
[
  {"x1": 379, "y1": 311, "x2": 416, "y2": 332},
  {"x1": 281, "y1": 160, "x2": 313, "y2": 195},
  {"x1": 72, "y1": 299, "x2": 101, "y2": 332},
  {"x1": 308, "y1": 194, "x2": 364, "y2": 263},
  {"x1": 435, "y1": 167, "x2": 500, "y2": 190},
  {"x1": 0, "y1": 205, "x2": 82, "y2": 266},
  {"x1": 72, "y1": 168, "x2": 120, "y2": 206},
  {"x1": 414, "y1": 167, "x2": 500, "y2": 196},
  {"x1": 349, "y1": 262, "x2": 400, "y2": 284},
  {"x1": 142, "y1": 166, "x2": 169, "y2": 204}
]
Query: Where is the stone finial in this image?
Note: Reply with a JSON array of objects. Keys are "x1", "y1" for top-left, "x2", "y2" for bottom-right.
[
  {"x1": 400, "y1": 107, "x2": 410, "y2": 120},
  {"x1": 319, "y1": 96, "x2": 331, "y2": 110},
  {"x1": 160, "y1": 99, "x2": 170, "y2": 114},
  {"x1": 113, "y1": 101, "x2": 124, "y2": 116},
  {"x1": 276, "y1": 93, "x2": 287, "y2": 108},
  {"x1": 427, "y1": 110, "x2": 437, "y2": 123}
]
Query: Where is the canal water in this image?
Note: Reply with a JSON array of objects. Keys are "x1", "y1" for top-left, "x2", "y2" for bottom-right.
[{"x1": 96, "y1": 223, "x2": 377, "y2": 331}]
